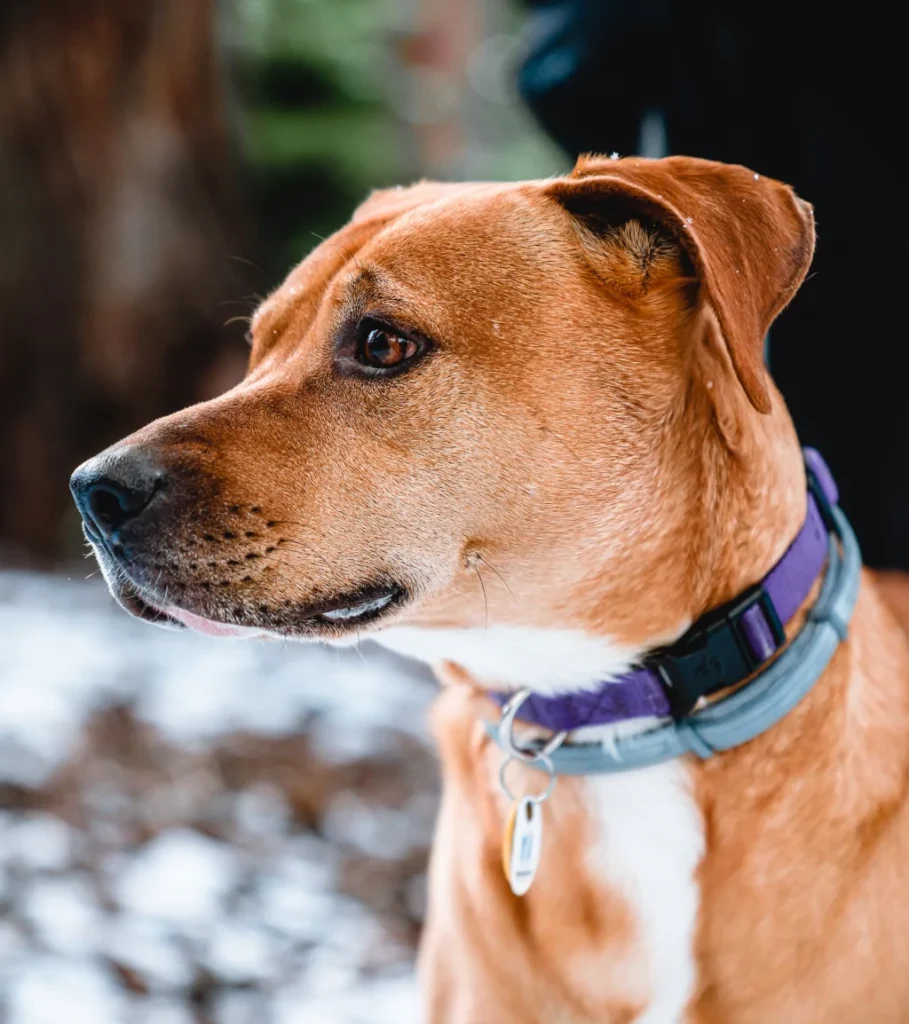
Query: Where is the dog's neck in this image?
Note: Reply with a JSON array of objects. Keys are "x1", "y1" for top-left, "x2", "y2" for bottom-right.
[
  {"x1": 374, "y1": 622, "x2": 646, "y2": 697},
  {"x1": 378, "y1": 428, "x2": 809, "y2": 714}
]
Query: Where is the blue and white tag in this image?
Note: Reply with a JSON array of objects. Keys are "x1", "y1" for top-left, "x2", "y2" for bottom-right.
[{"x1": 502, "y1": 796, "x2": 544, "y2": 896}]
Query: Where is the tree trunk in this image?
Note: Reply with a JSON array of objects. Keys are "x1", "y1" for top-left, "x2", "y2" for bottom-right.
[{"x1": 0, "y1": 0, "x2": 251, "y2": 565}]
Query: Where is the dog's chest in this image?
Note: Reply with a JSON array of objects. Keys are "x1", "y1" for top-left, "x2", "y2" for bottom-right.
[
  {"x1": 581, "y1": 760, "x2": 704, "y2": 1024},
  {"x1": 377, "y1": 624, "x2": 705, "y2": 1022}
]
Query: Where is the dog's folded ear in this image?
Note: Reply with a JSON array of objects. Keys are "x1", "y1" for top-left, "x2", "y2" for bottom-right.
[{"x1": 544, "y1": 155, "x2": 816, "y2": 413}]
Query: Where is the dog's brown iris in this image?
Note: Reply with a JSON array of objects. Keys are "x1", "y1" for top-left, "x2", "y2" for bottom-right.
[{"x1": 358, "y1": 327, "x2": 418, "y2": 369}]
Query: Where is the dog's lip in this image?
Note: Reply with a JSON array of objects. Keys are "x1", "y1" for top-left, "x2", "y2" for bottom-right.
[
  {"x1": 159, "y1": 583, "x2": 406, "y2": 637},
  {"x1": 164, "y1": 606, "x2": 263, "y2": 638},
  {"x1": 320, "y1": 592, "x2": 394, "y2": 621},
  {"x1": 306, "y1": 584, "x2": 403, "y2": 624},
  {"x1": 116, "y1": 588, "x2": 186, "y2": 630},
  {"x1": 116, "y1": 575, "x2": 405, "y2": 638}
]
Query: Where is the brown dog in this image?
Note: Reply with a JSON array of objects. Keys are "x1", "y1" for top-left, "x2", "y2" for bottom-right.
[{"x1": 72, "y1": 156, "x2": 909, "y2": 1022}]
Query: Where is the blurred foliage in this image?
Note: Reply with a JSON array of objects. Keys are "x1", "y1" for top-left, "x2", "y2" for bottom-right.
[
  {"x1": 228, "y1": 0, "x2": 414, "y2": 278},
  {"x1": 235, "y1": 0, "x2": 395, "y2": 98},
  {"x1": 226, "y1": 0, "x2": 565, "y2": 281}
]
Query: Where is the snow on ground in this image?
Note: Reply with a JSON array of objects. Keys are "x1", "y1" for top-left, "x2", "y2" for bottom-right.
[{"x1": 0, "y1": 572, "x2": 437, "y2": 1024}]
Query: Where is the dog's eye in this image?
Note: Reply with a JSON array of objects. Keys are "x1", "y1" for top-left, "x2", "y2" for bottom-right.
[
  {"x1": 356, "y1": 325, "x2": 421, "y2": 371},
  {"x1": 335, "y1": 318, "x2": 430, "y2": 379}
]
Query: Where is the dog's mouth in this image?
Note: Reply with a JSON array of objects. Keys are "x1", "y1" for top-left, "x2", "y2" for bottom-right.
[
  {"x1": 85, "y1": 528, "x2": 407, "y2": 640},
  {"x1": 116, "y1": 575, "x2": 406, "y2": 640}
]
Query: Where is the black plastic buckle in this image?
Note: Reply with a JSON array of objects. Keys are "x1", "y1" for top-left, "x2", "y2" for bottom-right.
[{"x1": 647, "y1": 584, "x2": 786, "y2": 719}]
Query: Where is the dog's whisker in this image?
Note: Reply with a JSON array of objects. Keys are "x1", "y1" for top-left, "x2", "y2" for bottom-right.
[
  {"x1": 352, "y1": 636, "x2": 369, "y2": 668},
  {"x1": 472, "y1": 563, "x2": 489, "y2": 637},
  {"x1": 269, "y1": 537, "x2": 336, "y2": 578},
  {"x1": 476, "y1": 554, "x2": 516, "y2": 602},
  {"x1": 223, "y1": 313, "x2": 253, "y2": 329},
  {"x1": 540, "y1": 424, "x2": 585, "y2": 466},
  {"x1": 265, "y1": 526, "x2": 340, "y2": 577},
  {"x1": 309, "y1": 232, "x2": 364, "y2": 275},
  {"x1": 227, "y1": 255, "x2": 269, "y2": 280}
]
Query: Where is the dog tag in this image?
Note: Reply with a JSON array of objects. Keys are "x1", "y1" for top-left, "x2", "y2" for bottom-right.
[{"x1": 502, "y1": 796, "x2": 543, "y2": 896}]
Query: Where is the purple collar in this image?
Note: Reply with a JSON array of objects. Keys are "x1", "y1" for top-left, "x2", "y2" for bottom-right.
[{"x1": 491, "y1": 448, "x2": 838, "y2": 732}]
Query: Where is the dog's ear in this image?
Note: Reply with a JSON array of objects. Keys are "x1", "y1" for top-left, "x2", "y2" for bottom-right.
[{"x1": 544, "y1": 155, "x2": 815, "y2": 413}]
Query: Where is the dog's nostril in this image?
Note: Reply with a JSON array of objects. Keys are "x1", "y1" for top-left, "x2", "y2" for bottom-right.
[
  {"x1": 87, "y1": 486, "x2": 129, "y2": 532},
  {"x1": 70, "y1": 448, "x2": 165, "y2": 542},
  {"x1": 81, "y1": 478, "x2": 158, "y2": 538}
]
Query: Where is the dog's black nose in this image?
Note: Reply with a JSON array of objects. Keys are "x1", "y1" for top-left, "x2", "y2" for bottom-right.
[{"x1": 70, "y1": 448, "x2": 166, "y2": 541}]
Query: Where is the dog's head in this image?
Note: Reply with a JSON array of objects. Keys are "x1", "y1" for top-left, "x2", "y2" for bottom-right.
[{"x1": 71, "y1": 156, "x2": 814, "y2": 649}]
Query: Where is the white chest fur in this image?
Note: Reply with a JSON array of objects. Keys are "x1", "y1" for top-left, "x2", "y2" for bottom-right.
[
  {"x1": 586, "y1": 759, "x2": 703, "y2": 1023},
  {"x1": 373, "y1": 623, "x2": 705, "y2": 1023},
  {"x1": 374, "y1": 624, "x2": 641, "y2": 694}
]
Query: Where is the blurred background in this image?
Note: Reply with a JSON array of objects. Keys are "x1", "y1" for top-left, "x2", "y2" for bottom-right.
[
  {"x1": 2, "y1": 0, "x2": 906, "y2": 1020},
  {"x1": 0, "y1": 0, "x2": 564, "y2": 569},
  {"x1": 0, "y1": 2, "x2": 562, "y2": 1022}
]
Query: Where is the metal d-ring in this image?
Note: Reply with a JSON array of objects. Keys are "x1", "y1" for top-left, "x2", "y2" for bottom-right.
[
  {"x1": 497, "y1": 688, "x2": 568, "y2": 763},
  {"x1": 498, "y1": 751, "x2": 557, "y2": 805}
]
